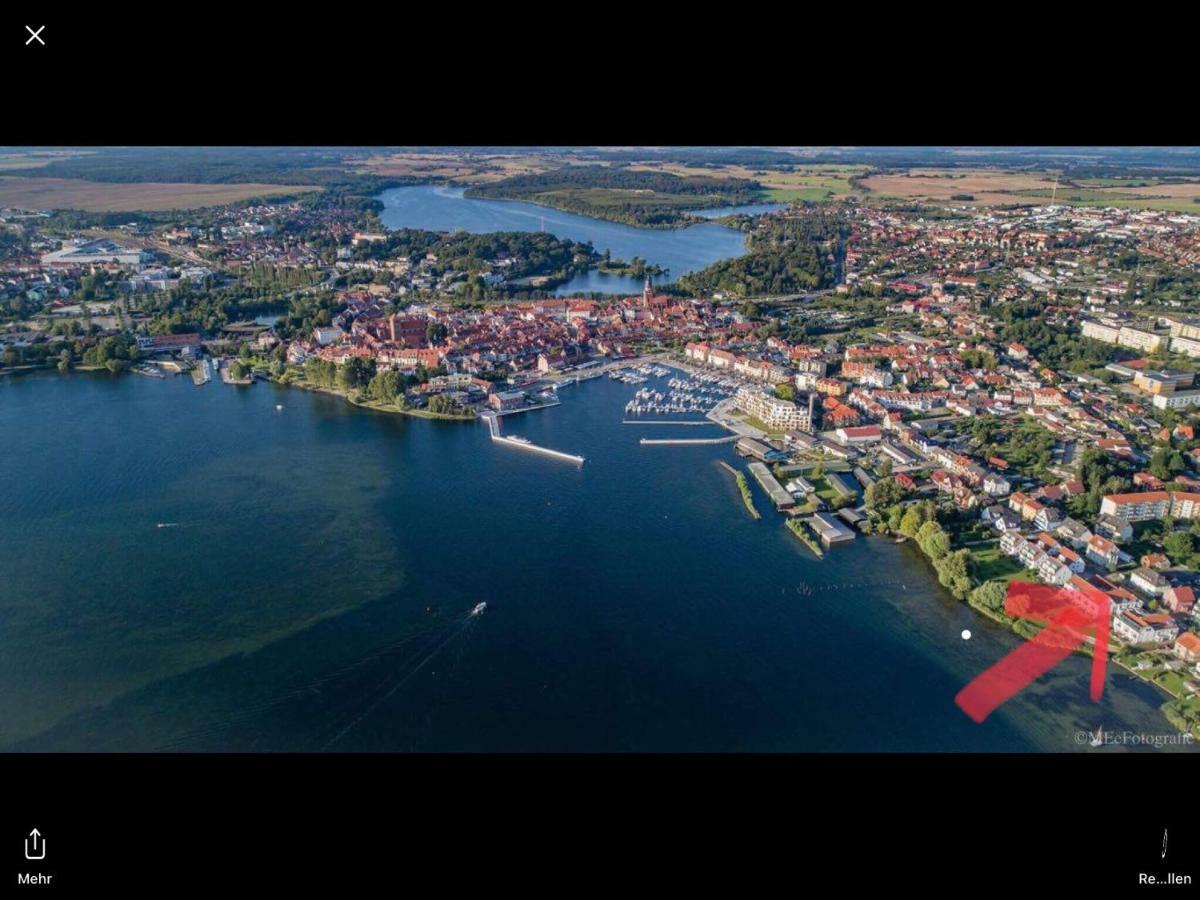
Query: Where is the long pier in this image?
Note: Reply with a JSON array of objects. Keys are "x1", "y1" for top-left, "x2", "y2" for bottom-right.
[
  {"x1": 490, "y1": 397, "x2": 561, "y2": 417},
  {"x1": 639, "y1": 435, "x2": 740, "y2": 446},
  {"x1": 622, "y1": 419, "x2": 715, "y2": 426},
  {"x1": 482, "y1": 413, "x2": 584, "y2": 465}
]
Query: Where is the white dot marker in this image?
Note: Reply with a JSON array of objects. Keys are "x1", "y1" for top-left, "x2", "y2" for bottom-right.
[{"x1": 961, "y1": 629, "x2": 972, "y2": 641}]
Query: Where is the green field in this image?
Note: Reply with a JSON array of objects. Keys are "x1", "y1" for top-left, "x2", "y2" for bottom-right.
[
  {"x1": 763, "y1": 186, "x2": 840, "y2": 202},
  {"x1": 805, "y1": 475, "x2": 842, "y2": 505},
  {"x1": 761, "y1": 166, "x2": 866, "y2": 202},
  {"x1": 741, "y1": 414, "x2": 784, "y2": 437},
  {"x1": 968, "y1": 543, "x2": 1026, "y2": 584},
  {"x1": 631, "y1": 162, "x2": 866, "y2": 205}
]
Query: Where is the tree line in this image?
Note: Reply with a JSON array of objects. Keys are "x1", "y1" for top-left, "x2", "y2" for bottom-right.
[{"x1": 677, "y1": 211, "x2": 847, "y2": 298}]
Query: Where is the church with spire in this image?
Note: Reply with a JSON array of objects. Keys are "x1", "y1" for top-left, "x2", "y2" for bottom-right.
[{"x1": 640, "y1": 276, "x2": 667, "y2": 311}]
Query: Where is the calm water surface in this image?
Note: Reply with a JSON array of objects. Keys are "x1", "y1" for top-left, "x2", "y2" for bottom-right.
[
  {"x1": 376, "y1": 185, "x2": 752, "y2": 296},
  {"x1": 0, "y1": 370, "x2": 1184, "y2": 751},
  {"x1": 694, "y1": 202, "x2": 788, "y2": 218}
]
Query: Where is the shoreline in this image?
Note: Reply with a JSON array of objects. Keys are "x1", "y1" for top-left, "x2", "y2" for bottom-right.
[
  {"x1": 21, "y1": 358, "x2": 1197, "y2": 742},
  {"x1": 275, "y1": 377, "x2": 477, "y2": 422},
  {"x1": 8, "y1": 357, "x2": 1193, "y2": 749},
  {"x1": 401, "y1": 182, "x2": 759, "y2": 238},
  {"x1": 895, "y1": 533, "x2": 1196, "y2": 739}
]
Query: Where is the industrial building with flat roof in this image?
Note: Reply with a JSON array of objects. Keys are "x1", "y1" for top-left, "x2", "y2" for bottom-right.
[
  {"x1": 810, "y1": 512, "x2": 855, "y2": 545},
  {"x1": 41, "y1": 239, "x2": 153, "y2": 269},
  {"x1": 747, "y1": 462, "x2": 794, "y2": 510}
]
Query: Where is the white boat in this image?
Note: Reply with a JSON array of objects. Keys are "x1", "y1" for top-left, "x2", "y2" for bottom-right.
[
  {"x1": 508, "y1": 436, "x2": 532, "y2": 445},
  {"x1": 471, "y1": 602, "x2": 488, "y2": 616}
]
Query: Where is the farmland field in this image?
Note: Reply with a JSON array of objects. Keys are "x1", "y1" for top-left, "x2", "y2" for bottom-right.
[
  {"x1": 0, "y1": 177, "x2": 321, "y2": 212},
  {"x1": 0, "y1": 150, "x2": 96, "y2": 171},
  {"x1": 861, "y1": 167, "x2": 1200, "y2": 211},
  {"x1": 351, "y1": 151, "x2": 560, "y2": 183}
]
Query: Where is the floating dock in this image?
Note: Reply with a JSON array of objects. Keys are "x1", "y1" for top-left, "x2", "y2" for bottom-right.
[
  {"x1": 482, "y1": 413, "x2": 584, "y2": 465},
  {"x1": 490, "y1": 397, "x2": 561, "y2": 417},
  {"x1": 622, "y1": 420, "x2": 714, "y2": 426},
  {"x1": 639, "y1": 435, "x2": 740, "y2": 446}
]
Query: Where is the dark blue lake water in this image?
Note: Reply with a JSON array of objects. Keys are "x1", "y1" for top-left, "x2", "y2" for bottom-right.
[{"x1": 0, "y1": 370, "x2": 1183, "y2": 751}]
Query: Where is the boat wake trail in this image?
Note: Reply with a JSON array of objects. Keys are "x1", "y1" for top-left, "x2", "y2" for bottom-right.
[
  {"x1": 318, "y1": 609, "x2": 483, "y2": 751},
  {"x1": 154, "y1": 606, "x2": 484, "y2": 751}
]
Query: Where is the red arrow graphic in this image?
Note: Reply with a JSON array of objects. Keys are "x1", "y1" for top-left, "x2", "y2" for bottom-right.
[{"x1": 956, "y1": 581, "x2": 1110, "y2": 723}]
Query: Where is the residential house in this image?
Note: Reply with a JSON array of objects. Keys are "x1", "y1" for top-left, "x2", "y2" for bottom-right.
[
  {"x1": 1086, "y1": 534, "x2": 1120, "y2": 569},
  {"x1": 1164, "y1": 586, "x2": 1196, "y2": 615},
  {"x1": 1173, "y1": 632, "x2": 1200, "y2": 663},
  {"x1": 1112, "y1": 611, "x2": 1179, "y2": 645},
  {"x1": 1129, "y1": 567, "x2": 1169, "y2": 598}
]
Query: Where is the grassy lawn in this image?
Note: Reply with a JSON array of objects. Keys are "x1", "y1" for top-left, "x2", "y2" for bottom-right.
[
  {"x1": 969, "y1": 544, "x2": 1027, "y2": 584},
  {"x1": 764, "y1": 187, "x2": 843, "y2": 203},
  {"x1": 741, "y1": 414, "x2": 784, "y2": 438},
  {"x1": 1157, "y1": 671, "x2": 1188, "y2": 696},
  {"x1": 792, "y1": 496, "x2": 822, "y2": 514},
  {"x1": 806, "y1": 476, "x2": 841, "y2": 505}
]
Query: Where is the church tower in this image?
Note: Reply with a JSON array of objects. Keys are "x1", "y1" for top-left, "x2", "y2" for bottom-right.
[{"x1": 642, "y1": 276, "x2": 652, "y2": 307}]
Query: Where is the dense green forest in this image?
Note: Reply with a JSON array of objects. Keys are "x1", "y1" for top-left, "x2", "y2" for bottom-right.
[
  {"x1": 0, "y1": 230, "x2": 29, "y2": 261},
  {"x1": 26, "y1": 148, "x2": 355, "y2": 185},
  {"x1": 465, "y1": 166, "x2": 763, "y2": 228},
  {"x1": 583, "y1": 148, "x2": 799, "y2": 168},
  {"x1": 675, "y1": 212, "x2": 846, "y2": 298},
  {"x1": 138, "y1": 265, "x2": 333, "y2": 337}
]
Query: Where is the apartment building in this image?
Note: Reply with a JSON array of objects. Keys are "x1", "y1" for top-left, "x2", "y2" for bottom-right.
[
  {"x1": 736, "y1": 387, "x2": 812, "y2": 433},
  {"x1": 1100, "y1": 491, "x2": 1200, "y2": 522}
]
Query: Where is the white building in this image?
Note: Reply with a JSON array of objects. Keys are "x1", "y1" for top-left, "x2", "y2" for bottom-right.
[
  {"x1": 1171, "y1": 335, "x2": 1200, "y2": 358},
  {"x1": 41, "y1": 238, "x2": 153, "y2": 269},
  {"x1": 313, "y1": 326, "x2": 345, "y2": 347},
  {"x1": 1112, "y1": 611, "x2": 1178, "y2": 645},
  {"x1": 1152, "y1": 389, "x2": 1200, "y2": 410},
  {"x1": 1118, "y1": 325, "x2": 1164, "y2": 353},
  {"x1": 1081, "y1": 319, "x2": 1121, "y2": 344},
  {"x1": 736, "y1": 387, "x2": 811, "y2": 433}
]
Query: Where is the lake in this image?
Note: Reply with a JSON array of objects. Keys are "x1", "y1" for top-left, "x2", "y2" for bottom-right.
[
  {"x1": 0, "y1": 369, "x2": 1187, "y2": 752},
  {"x1": 376, "y1": 185, "x2": 754, "y2": 296},
  {"x1": 694, "y1": 202, "x2": 788, "y2": 219}
]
